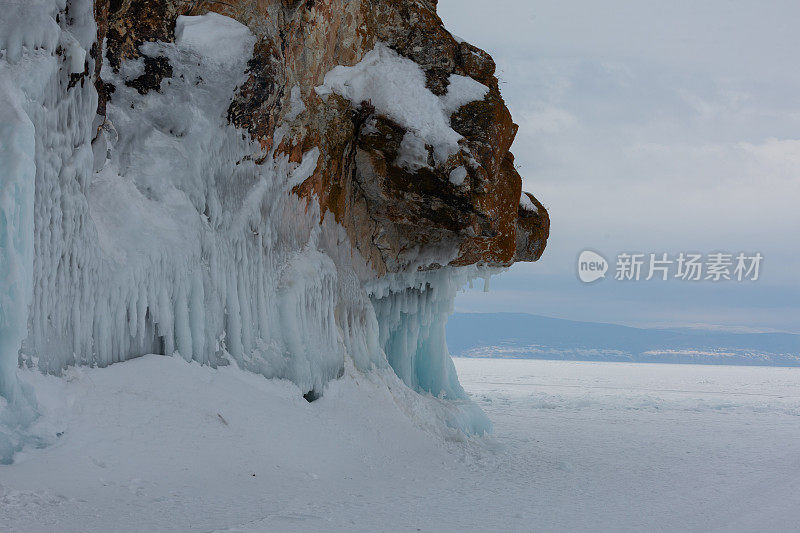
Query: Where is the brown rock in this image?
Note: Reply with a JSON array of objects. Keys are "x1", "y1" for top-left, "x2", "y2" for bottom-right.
[{"x1": 94, "y1": 0, "x2": 549, "y2": 276}]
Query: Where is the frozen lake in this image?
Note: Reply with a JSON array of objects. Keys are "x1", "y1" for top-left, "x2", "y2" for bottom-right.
[
  {"x1": 3, "y1": 356, "x2": 799, "y2": 531},
  {"x1": 454, "y1": 358, "x2": 800, "y2": 531}
]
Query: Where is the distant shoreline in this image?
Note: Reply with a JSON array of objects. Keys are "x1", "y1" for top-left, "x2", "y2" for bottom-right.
[
  {"x1": 447, "y1": 313, "x2": 800, "y2": 368},
  {"x1": 452, "y1": 354, "x2": 800, "y2": 369}
]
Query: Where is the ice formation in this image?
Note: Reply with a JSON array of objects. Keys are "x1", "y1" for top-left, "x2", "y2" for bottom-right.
[{"x1": 0, "y1": 1, "x2": 547, "y2": 462}]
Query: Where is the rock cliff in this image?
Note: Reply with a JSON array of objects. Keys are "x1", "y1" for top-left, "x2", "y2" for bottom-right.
[{"x1": 94, "y1": 0, "x2": 549, "y2": 274}]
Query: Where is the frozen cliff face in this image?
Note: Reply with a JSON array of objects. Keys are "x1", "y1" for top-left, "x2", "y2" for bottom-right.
[{"x1": 0, "y1": 0, "x2": 549, "y2": 457}]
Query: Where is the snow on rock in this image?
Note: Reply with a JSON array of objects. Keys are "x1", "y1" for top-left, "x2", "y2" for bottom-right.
[
  {"x1": 285, "y1": 85, "x2": 307, "y2": 122},
  {"x1": 316, "y1": 43, "x2": 488, "y2": 168},
  {"x1": 288, "y1": 147, "x2": 320, "y2": 188},
  {"x1": 520, "y1": 192, "x2": 539, "y2": 213},
  {"x1": 449, "y1": 166, "x2": 468, "y2": 186},
  {"x1": 440, "y1": 74, "x2": 489, "y2": 115},
  {"x1": 174, "y1": 13, "x2": 256, "y2": 65},
  {"x1": 396, "y1": 131, "x2": 431, "y2": 171}
]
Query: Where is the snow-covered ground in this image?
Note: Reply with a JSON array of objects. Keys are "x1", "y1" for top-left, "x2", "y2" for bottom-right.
[
  {"x1": 3, "y1": 357, "x2": 800, "y2": 532},
  {"x1": 457, "y1": 359, "x2": 800, "y2": 531}
]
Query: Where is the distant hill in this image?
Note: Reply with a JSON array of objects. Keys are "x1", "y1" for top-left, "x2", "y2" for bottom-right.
[{"x1": 446, "y1": 313, "x2": 800, "y2": 366}]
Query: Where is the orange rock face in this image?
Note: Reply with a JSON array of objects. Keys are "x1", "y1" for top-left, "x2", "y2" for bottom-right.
[{"x1": 95, "y1": 0, "x2": 549, "y2": 275}]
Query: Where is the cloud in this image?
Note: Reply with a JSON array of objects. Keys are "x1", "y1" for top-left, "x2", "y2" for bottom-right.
[
  {"x1": 439, "y1": 0, "x2": 800, "y2": 332},
  {"x1": 518, "y1": 103, "x2": 577, "y2": 134},
  {"x1": 739, "y1": 138, "x2": 800, "y2": 171}
]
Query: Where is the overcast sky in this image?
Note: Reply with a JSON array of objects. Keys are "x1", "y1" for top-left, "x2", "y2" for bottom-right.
[{"x1": 438, "y1": 0, "x2": 800, "y2": 333}]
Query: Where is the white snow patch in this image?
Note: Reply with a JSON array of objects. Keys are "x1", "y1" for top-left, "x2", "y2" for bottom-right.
[
  {"x1": 440, "y1": 74, "x2": 489, "y2": 115},
  {"x1": 396, "y1": 131, "x2": 430, "y2": 171},
  {"x1": 449, "y1": 165, "x2": 468, "y2": 186},
  {"x1": 316, "y1": 43, "x2": 488, "y2": 169},
  {"x1": 285, "y1": 85, "x2": 307, "y2": 122},
  {"x1": 288, "y1": 147, "x2": 320, "y2": 188},
  {"x1": 520, "y1": 192, "x2": 538, "y2": 213},
  {"x1": 174, "y1": 13, "x2": 256, "y2": 65}
]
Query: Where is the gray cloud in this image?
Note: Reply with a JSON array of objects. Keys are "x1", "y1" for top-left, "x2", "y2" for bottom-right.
[{"x1": 439, "y1": 0, "x2": 800, "y2": 332}]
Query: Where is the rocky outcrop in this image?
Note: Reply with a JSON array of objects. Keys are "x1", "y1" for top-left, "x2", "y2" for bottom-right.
[
  {"x1": 94, "y1": 0, "x2": 549, "y2": 275},
  {"x1": 0, "y1": 0, "x2": 550, "y2": 449}
]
